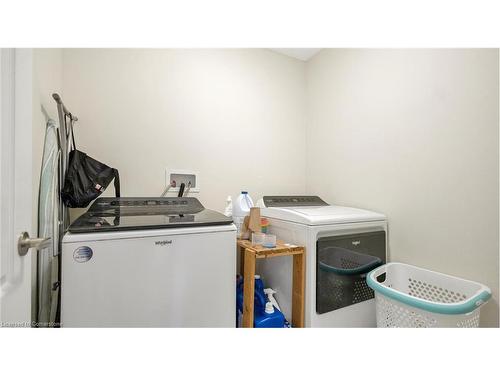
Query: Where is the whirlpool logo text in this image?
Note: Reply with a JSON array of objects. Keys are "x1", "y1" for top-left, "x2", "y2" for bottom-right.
[{"x1": 155, "y1": 240, "x2": 173, "y2": 246}]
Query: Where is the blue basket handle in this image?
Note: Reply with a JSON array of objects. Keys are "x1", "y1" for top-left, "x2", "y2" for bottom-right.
[{"x1": 319, "y1": 257, "x2": 382, "y2": 275}]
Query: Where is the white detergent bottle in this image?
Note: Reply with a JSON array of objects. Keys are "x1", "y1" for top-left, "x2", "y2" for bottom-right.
[{"x1": 232, "y1": 191, "x2": 254, "y2": 235}]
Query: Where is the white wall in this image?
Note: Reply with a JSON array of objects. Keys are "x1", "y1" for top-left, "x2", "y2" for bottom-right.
[
  {"x1": 39, "y1": 48, "x2": 498, "y2": 327},
  {"x1": 306, "y1": 49, "x2": 499, "y2": 327},
  {"x1": 62, "y1": 49, "x2": 307, "y2": 214}
]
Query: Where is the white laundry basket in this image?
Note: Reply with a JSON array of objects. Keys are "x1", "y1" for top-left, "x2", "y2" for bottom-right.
[{"x1": 367, "y1": 263, "x2": 491, "y2": 328}]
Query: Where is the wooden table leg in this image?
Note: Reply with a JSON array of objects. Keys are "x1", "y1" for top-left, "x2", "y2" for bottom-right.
[
  {"x1": 242, "y1": 248, "x2": 256, "y2": 328},
  {"x1": 291, "y1": 250, "x2": 305, "y2": 328},
  {"x1": 239, "y1": 245, "x2": 245, "y2": 276}
]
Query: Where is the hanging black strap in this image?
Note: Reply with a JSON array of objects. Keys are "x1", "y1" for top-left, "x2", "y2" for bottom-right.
[
  {"x1": 112, "y1": 168, "x2": 121, "y2": 197},
  {"x1": 63, "y1": 113, "x2": 68, "y2": 137},
  {"x1": 70, "y1": 119, "x2": 76, "y2": 151},
  {"x1": 65, "y1": 113, "x2": 76, "y2": 151}
]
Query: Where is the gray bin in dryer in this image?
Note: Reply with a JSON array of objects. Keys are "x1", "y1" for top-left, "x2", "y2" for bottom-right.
[{"x1": 316, "y1": 231, "x2": 386, "y2": 314}]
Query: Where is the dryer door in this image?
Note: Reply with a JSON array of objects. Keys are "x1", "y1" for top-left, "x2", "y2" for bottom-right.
[{"x1": 316, "y1": 231, "x2": 386, "y2": 314}]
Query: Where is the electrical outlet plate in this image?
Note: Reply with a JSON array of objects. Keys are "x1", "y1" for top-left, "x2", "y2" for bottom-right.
[{"x1": 165, "y1": 169, "x2": 200, "y2": 194}]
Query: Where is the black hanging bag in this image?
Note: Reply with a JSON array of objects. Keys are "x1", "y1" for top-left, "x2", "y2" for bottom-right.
[{"x1": 61, "y1": 116, "x2": 120, "y2": 208}]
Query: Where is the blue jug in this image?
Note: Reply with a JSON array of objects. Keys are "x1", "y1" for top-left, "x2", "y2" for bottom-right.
[{"x1": 236, "y1": 275, "x2": 285, "y2": 328}]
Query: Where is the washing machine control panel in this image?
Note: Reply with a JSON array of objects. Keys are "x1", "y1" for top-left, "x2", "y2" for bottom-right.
[{"x1": 262, "y1": 196, "x2": 328, "y2": 207}]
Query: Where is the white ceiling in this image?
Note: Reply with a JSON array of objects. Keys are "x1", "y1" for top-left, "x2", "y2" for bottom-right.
[{"x1": 269, "y1": 48, "x2": 321, "y2": 61}]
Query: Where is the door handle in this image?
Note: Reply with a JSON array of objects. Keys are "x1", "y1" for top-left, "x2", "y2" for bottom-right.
[{"x1": 18, "y1": 231, "x2": 51, "y2": 256}]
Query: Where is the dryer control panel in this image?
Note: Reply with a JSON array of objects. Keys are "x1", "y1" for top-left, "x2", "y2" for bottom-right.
[{"x1": 261, "y1": 195, "x2": 328, "y2": 207}]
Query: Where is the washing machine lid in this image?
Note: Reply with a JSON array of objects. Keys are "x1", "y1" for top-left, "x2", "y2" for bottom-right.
[
  {"x1": 258, "y1": 196, "x2": 386, "y2": 225},
  {"x1": 68, "y1": 197, "x2": 233, "y2": 233}
]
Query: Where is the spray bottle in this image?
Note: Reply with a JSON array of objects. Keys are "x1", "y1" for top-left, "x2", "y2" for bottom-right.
[
  {"x1": 264, "y1": 288, "x2": 281, "y2": 311},
  {"x1": 264, "y1": 288, "x2": 291, "y2": 328}
]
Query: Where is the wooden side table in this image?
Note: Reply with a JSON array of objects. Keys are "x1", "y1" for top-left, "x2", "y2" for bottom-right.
[{"x1": 237, "y1": 239, "x2": 305, "y2": 328}]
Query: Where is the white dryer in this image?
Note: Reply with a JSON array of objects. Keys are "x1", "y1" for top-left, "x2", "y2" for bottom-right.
[
  {"x1": 257, "y1": 196, "x2": 387, "y2": 327},
  {"x1": 61, "y1": 197, "x2": 236, "y2": 327}
]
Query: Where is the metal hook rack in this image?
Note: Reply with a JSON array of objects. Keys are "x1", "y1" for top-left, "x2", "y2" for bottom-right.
[
  {"x1": 52, "y1": 93, "x2": 78, "y2": 234},
  {"x1": 52, "y1": 93, "x2": 77, "y2": 172}
]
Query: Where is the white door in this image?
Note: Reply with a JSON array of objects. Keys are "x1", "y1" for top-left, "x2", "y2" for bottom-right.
[{"x1": 0, "y1": 49, "x2": 34, "y2": 327}]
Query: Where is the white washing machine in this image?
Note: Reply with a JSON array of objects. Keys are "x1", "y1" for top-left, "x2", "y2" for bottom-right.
[
  {"x1": 61, "y1": 197, "x2": 236, "y2": 327},
  {"x1": 257, "y1": 196, "x2": 387, "y2": 327}
]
